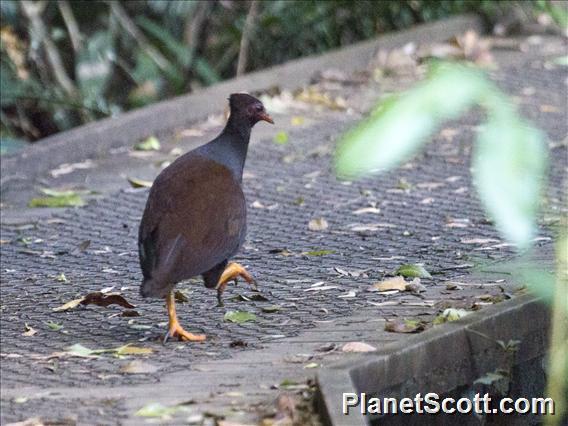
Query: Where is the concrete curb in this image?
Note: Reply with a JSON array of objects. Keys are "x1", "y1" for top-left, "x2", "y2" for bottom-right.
[
  {"x1": 1, "y1": 14, "x2": 483, "y2": 182},
  {"x1": 316, "y1": 294, "x2": 550, "y2": 425}
]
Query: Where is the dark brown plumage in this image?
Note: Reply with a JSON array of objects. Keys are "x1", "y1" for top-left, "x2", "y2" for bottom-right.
[{"x1": 138, "y1": 93, "x2": 273, "y2": 341}]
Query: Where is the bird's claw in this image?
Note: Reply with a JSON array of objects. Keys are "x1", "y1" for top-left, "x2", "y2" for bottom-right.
[{"x1": 163, "y1": 321, "x2": 205, "y2": 343}]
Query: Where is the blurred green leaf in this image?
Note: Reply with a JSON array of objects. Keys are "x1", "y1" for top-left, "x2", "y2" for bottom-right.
[
  {"x1": 473, "y1": 115, "x2": 546, "y2": 249},
  {"x1": 335, "y1": 63, "x2": 486, "y2": 178}
]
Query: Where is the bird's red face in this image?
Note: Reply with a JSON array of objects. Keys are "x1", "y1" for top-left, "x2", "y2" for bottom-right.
[
  {"x1": 249, "y1": 102, "x2": 274, "y2": 125},
  {"x1": 229, "y1": 93, "x2": 274, "y2": 126}
]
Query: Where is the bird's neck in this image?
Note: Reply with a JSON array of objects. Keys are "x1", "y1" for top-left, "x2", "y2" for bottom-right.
[{"x1": 212, "y1": 116, "x2": 252, "y2": 179}]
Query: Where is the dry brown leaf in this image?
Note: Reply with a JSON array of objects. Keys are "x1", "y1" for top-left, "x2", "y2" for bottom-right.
[
  {"x1": 81, "y1": 292, "x2": 135, "y2": 309},
  {"x1": 53, "y1": 292, "x2": 135, "y2": 312},
  {"x1": 342, "y1": 342, "x2": 377, "y2": 352},
  {"x1": 374, "y1": 276, "x2": 407, "y2": 292},
  {"x1": 273, "y1": 393, "x2": 297, "y2": 424},
  {"x1": 308, "y1": 217, "x2": 328, "y2": 231}
]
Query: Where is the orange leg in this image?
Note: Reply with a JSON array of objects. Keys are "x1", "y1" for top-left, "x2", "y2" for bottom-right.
[
  {"x1": 216, "y1": 262, "x2": 257, "y2": 306},
  {"x1": 164, "y1": 291, "x2": 205, "y2": 343}
]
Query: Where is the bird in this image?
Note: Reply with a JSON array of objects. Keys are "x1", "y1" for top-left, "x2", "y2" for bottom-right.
[{"x1": 138, "y1": 93, "x2": 273, "y2": 342}]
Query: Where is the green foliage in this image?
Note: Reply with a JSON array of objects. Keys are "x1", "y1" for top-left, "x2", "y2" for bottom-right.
[
  {"x1": 336, "y1": 62, "x2": 547, "y2": 250},
  {"x1": 0, "y1": 0, "x2": 560, "y2": 145}
]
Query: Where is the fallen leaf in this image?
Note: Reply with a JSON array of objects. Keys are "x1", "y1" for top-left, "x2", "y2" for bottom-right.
[
  {"x1": 134, "y1": 136, "x2": 160, "y2": 151},
  {"x1": 120, "y1": 360, "x2": 159, "y2": 374},
  {"x1": 224, "y1": 311, "x2": 256, "y2": 324},
  {"x1": 374, "y1": 276, "x2": 407, "y2": 291},
  {"x1": 273, "y1": 131, "x2": 289, "y2": 145},
  {"x1": 406, "y1": 278, "x2": 426, "y2": 294},
  {"x1": 174, "y1": 290, "x2": 189, "y2": 303},
  {"x1": 461, "y1": 238, "x2": 500, "y2": 244},
  {"x1": 22, "y1": 323, "x2": 37, "y2": 337},
  {"x1": 52, "y1": 297, "x2": 85, "y2": 312},
  {"x1": 474, "y1": 369, "x2": 510, "y2": 386},
  {"x1": 5, "y1": 417, "x2": 44, "y2": 426},
  {"x1": 64, "y1": 343, "x2": 98, "y2": 358},
  {"x1": 50, "y1": 159, "x2": 94, "y2": 178},
  {"x1": 135, "y1": 402, "x2": 190, "y2": 418},
  {"x1": 433, "y1": 308, "x2": 469, "y2": 325},
  {"x1": 81, "y1": 292, "x2": 135, "y2": 309},
  {"x1": 385, "y1": 319, "x2": 426, "y2": 333},
  {"x1": 338, "y1": 290, "x2": 357, "y2": 298},
  {"x1": 61, "y1": 343, "x2": 153, "y2": 358},
  {"x1": 273, "y1": 393, "x2": 298, "y2": 424},
  {"x1": 291, "y1": 116, "x2": 305, "y2": 126},
  {"x1": 395, "y1": 264, "x2": 432, "y2": 279},
  {"x1": 262, "y1": 305, "x2": 281, "y2": 313},
  {"x1": 56, "y1": 273, "x2": 68, "y2": 283},
  {"x1": 115, "y1": 345, "x2": 153, "y2": 356},
  {"x1": 353, "y1": 207, "x2": 381, "y2": 215},
  {"x1": 303, "y1": 249, "x2": 335, "y2": 256},
  {"x1": 44, "y1": 321, "x2": 63, "y2": 331},
  {"x1": 308, "y1": 217, "x2": 328, "y2": 231},
  {"x1": 295, "y1": 86, "x2": 347, "y2": 110},
  {"x1": 278, "y1": 379, "x2": 309, "y2": 390},
  {"x1": 29, "y1": 192, "x2": 86, "y2": 208},
  {"x1": 304, "y1": 285, "x2": 338, "y2": 292},
  {"x1": 178, "y1": 128, "x2": 204, "y2": 138},
  {"x1": 342, "y1": 342, "x2": 377, "y2": 352},
  {"x1": 127, "y1": 177, "x2": 153, "y2": 188},
  {"x1": 446, "y1": 283, "x2": 463, "y2": 290},
  {"x1": 304, "y1": 362, "x2": 319, "y2": 369}
]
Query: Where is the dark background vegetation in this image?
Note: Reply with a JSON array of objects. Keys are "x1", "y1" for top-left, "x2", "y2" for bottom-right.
[{"x1": 0, "y1": 0, "x2": 564, "y2": 148}]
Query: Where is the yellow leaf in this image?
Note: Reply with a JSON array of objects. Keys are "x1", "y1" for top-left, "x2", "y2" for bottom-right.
[
  {"x1": 52, "y1": 297, "x2": 85, "y2": 312},
  {"x1": 373, "y1": 276, "x2": 407, "y2": 291}
]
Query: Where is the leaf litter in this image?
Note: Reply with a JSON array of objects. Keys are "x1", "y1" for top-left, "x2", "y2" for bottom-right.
[
  {"x1": 53, "y1": 291, "x2": 135, "y2": 312},
  {"x1": 224, "y1": 311, "x2": 256, "y2": 324},
  {"x1": 385, "y1": 319, "x2": 427, "y2": 333}
]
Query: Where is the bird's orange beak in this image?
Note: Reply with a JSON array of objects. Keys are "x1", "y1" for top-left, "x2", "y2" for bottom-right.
[{"x1": 259, "y1": 112, "x2": 274, "y2": 124}]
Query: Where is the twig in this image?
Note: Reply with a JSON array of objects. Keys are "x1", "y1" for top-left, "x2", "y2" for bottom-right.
[
  {"x1": 236, "y1": 0, "x2": 259, "y2": 76},
  {"x1": 108, "y1": 1, "x2": 172, "y2": 73},
  {"x1": 57, "y1": 0, "x2": 82, "y2": 53},
  {"x1": 21, "y1": 0, "x2": 78, "y2": 98}
]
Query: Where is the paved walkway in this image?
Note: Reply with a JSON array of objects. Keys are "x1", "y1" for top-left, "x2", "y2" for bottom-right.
[{"x1": 1, "y1": 31, "x2": 566, "y2": 425}]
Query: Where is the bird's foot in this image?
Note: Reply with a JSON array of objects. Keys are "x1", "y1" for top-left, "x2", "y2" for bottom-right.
[
  {"x1": 216, "y1": 262, "x2": 257, "y2": 306},
  {"x1": 164, "y1": 320, "x2": 206, "y2": 343}
]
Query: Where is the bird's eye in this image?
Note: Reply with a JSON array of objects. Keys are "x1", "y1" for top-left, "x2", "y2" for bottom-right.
[{"x1": 254, "y1": 104, "x2": 263, "y2": 112}]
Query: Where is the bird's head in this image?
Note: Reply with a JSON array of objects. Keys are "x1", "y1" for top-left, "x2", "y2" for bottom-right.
[{"x1": 228, "y1": 93, "x2": 274, "y2": 127}]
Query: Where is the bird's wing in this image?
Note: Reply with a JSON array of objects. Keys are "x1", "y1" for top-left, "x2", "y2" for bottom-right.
[{"x1": 139, "y1": 154, "x2": 246, "y2": 286}]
